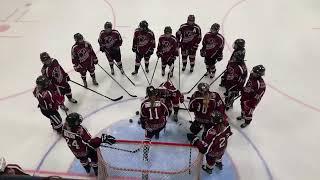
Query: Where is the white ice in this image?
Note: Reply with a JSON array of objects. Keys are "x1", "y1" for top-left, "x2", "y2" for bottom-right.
[{"x1": 0, "y1": 0, "x2": 320, "y2": 179}]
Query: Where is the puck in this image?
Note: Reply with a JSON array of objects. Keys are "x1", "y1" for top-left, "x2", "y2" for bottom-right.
[
  {"x1": 129, "y1": 119, "x2": 133, "y2": 123},
  {"x1": 135, "y1": 111, "x2": 139, "y2": 115},
  {"x1": 137, "y1": 120, "x2": 141, "y2": 125}
]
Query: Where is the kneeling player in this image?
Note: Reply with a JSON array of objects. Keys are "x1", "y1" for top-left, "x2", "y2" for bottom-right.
[
  {"x1": 140, "y1": 86, "x2": 169, "y2": 161},
  {"x1": 187, "y1": 112, "x2": 232, "y2": 174},
  {"x1": 0, "y1": 157, "x2": 29, "y2": 176},
  {"x1": 62, "y1": 113, "x2": 116, "y2": 175}
]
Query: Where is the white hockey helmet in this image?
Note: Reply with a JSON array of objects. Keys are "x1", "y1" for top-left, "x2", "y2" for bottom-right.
[{"x1": 0, "y1": 157, "x2": 6, "y2": 172}]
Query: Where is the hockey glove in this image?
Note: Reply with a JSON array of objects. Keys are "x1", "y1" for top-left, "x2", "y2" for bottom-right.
[
  {"x1": 66, "y1": 75, "x2": 71, "y2": 81},
  {"x1": 200, "y1": 48, "x2": 205, "y2": 57},
  {"x1": 100, "y1": 46, "x2": 106, "y2": 52},
  {"x1": 156, "y1": 51, "x2": 162, "y2": 58},
  {"x1": 132, "y1": 47, "x2": 137, "y2": 53},
  {"x1": 187, "y1": 133, "x2": 199, "y2": 145},
  {"x1": 73, "y1": 64, "x2": 82, "y2": 72},
  {"x1": 146, "y1": 48, "x2": 154, "y2": 56},
  {"x1": 93, "y1": 58, "x2": 98, "y2": 64},
  {"x1": 101, "y1": 134, "x2": 116, "y2": 145},
  {"x1": 192, "y1": 44, "x2": 199, "y2": 50},
  {"x1": 217, "y1": 55, "x2": 223, "y2": 62}
]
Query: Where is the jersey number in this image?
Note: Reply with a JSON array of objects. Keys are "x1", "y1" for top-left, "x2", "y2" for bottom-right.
[
  {"x1": 197, "y1": 104, "x2": 208, "y2": 114},
  {"x1": 149, "y1": 108, "x2": 159, "y2": 120},
  {"x1": 66, "y1": 138, "x2": 80, "y2": 149},
  {"x1": 219, "y1": 137, "x2": 226, "y2": 148}
]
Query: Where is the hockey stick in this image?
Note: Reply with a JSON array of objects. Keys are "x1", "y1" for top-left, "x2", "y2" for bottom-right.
[
  {"x1": 114, "y1": 63, "x2": 136, "y2": 86},
  {"x1": 140, "y1": 64, "x2": 151, "y2": 85},
  {"x1": 98, "y1": 64, "x2": 137, "y2": 97},
  {"x1": 209, "y1": 69, "x2": 227, "y2": 87},
  {"x1": 150, "y1": 57, "x2": 160, "y2": 85},
  {"x1": 178, "y1": 53, "x2": 181, "y2": 90},
  {"x1": 100, "y1": 144, "x2": 141, "y2": 153},
  {"x1": 69, "y1": 80, "x2": 123, "y2": 101},
  {"x1": 182, "y1": 73, "x2": 206, "y2": 94}
]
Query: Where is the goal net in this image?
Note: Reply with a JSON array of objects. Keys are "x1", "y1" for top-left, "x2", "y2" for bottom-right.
[{"x1": 98, "y1": 139, "x2": 203, "y2": 180}]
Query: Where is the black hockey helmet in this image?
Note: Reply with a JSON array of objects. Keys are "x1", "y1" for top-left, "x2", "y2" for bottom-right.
[
  {"x1": 74, "y1": 33, "x2": 84, "y2": 42},
  {"x1": 252, "y1": 65, "x2": 265, "y2": 76},
  {"x1": 233, "y1": 38, "x2": 245, "y2": 49},
  {"x1": 40, "y1": 52, "x2": 50, "y2": 62},
  {"x1": 104, "y1": 21, "x2": 112, "y2": 30},
  {"x1": 210, "y1": 23, "x2": 220, "y2": 33},
  {"x1": 211, "y1": 111, "x2": 224, "y2": 125},
  {"x1": 197, "y1": 82, "x2": 209, "y2": 94},
  {"x1": 139, "y1": 20, "x2": 148, "y2": 30},
  {"x1": 146, "y1": 86, "x2": 157, "y2": 97},
  {"x1": 36, "y1": 75, "x2": 49, "y2": 88},
  {"x1": 66, "y1": 112, "x2": 83, "y2": 128},
  {"x1": 187, "y1": 14, "x2": 195, "y2": 23},
  {"x1": 164, "y1": 26, "x2": 172, "y2": 34}
]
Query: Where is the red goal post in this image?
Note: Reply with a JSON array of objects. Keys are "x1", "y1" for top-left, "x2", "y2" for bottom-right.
[{"x1": 98, "y1": 139, "x2": 203, "y2": 180}]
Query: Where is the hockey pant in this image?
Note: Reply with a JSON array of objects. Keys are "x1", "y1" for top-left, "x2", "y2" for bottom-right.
[
  {"x1": 134, "y1": 51, "x2": 152, "y2": 72},
  {"x1": 105, "y1": 48, "x2": 123, "y2": 69},
  {"x1": 240, "y1": 99, "x2": 257, "y2": 124},
  {"x1": 40, "y1": 109, "x2": 63, "y2": 132},
  {"x1": 181, "y1": 46, "x2": 197, "y2": 68}
]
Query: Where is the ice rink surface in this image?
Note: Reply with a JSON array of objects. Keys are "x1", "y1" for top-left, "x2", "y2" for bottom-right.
[{"x1": 0, "y1": 0, "x2": 320, "y2": 179}]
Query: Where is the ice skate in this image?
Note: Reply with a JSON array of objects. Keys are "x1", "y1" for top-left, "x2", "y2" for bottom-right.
[
  {"x1": 68, "y1": 98, "x2": 78, "y2": 103},
  {"x1": 60, "y1": 104, "x2": 69, "y2": 112},
  {"x1": 111, "y1": 67, "x2": 115, "y2": 75},
  {"x1": 131, "y1": 70, "x2": 138, "y2": 75},
  {"x1": 237, "y1": 116, "x2": 244, "y2": 120},
  {"x1": 82, "y1": 79, "x2": 88, "y2": 88},
  {"x1": 92, "y1": 77, "x2": 98, "y2": 86},
  {"x1": 240, "y1": 122, "x2": 249, "y2": 128},
  {"x1": 202, "y1": 165, "x2": 213, "y2": 174},
  {"x1": 215, "y1": 162, "x2": 223, "y2": 170}
]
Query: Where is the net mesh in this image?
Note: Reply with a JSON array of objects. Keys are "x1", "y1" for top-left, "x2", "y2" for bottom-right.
[{"x1": 98, "y1": 140, "x2": 203, "y2": 180}]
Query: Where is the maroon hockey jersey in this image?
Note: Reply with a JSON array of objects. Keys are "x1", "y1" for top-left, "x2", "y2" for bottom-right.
[
  {"x1": 98, "y1": 30, "x2": 123, "y2": 50},
  {"x1": 189, "y1": 91, "x2": 225, "y2": 123},
  {"x1": 62, "y1": 124, "x2": 102, "y2": 158},
  {"x1": 224, "y1": 62, "x2": 248, "y2": 92},
  {"x1": 140, "y1": 97, "x2": 169, "y2": 131},
  {"x1": 71, "y1": 41, "x2": 97, "y2": 68},
  {"x1": 33, "y1": 87, "x2": 60, "y2": 111},
  {"x1": 158, "y1": 81, "x2": 184, "y2": 108},
  {"x1": 157, "y1": 35, "x2": 179, "y2": 59},
  {"x1": 176, "y1": 23, "x2": 202, "y2": 48},
  {"x1": 132, "y1": 28, "x2": 155, "y2": 54},
  {"x1": 241, "y1": 74, "x2": 266, "y2": 105},
  {"x1": 201, "y1": 32, "x2": 225, "y2": 58},
  {"x1": 194, "y1": 123, "x2": 232, "y2": 156},
  {"x1": 41, "y1": 59, "x2": 69, "y2": 86}
]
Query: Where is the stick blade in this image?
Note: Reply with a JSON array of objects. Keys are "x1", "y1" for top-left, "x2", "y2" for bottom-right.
[{"x1": 112, "y1": 96, "x2": 124, "y2": 101}]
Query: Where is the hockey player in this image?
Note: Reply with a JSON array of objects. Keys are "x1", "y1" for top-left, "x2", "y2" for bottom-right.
[
  {"x1": 222, "y1": 39, "x2": 247, "y2": 110},
  {"x1": 176, "y1": 15, "x2": 202, "y2": 73},
  {"x1": 140, "y1": 86, "x2": 169, "y2": 161},
  {"x1": 62, "y1": 112, "x2": 116, "y2": 176},
  {"x1": 98, "y1": 22, "x2": 124, "y2": 75},
  {"x1": 131, "y1": 20, "x2": 156, "y2": 75},
  {"x1": 0, "y1": 157, "x2": 29, "y2": 176},
  {"x1": 157, "y1": 80, "x2": 184, "y2": 122},
  {"x1": 187, "y1": 111, "x2": 232, "y2": 174},
  {"x1": 156, "y1": 26, "x2": 179, "y2": 77},
  {"x1": 188, "y1": 83, "x2": 226, "y2": 135},
  {"x1": 140, "y1": 86, "x2": 169, "y2": 140},
  {"x1": 220, "y1": 38, "x2": 246, "y2": 87},
  {"x1": 40, "y1": 52, "x2": 77, "y2": 104},
  {"x1": 72, "y1": 33, "x2": 98, "y2": 87},
  {"x1": 237, "y1": 65, "x2": 266, "y2": 128},
  {"x1": 200, "y1": 23, "x2": 225, "y2": 78},
  {"x1": 33, "y1": 75, "x2": 63, "y2": 133}
]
